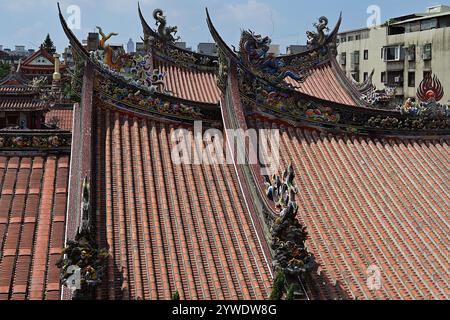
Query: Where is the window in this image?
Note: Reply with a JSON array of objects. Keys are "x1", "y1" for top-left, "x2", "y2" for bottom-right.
[
  {"x1": 409, "y1": 22, "x2": 421, "y2": 33},
  {"x1": 364, "y1": 72, "x2": 369, "y2": 82},
  {"x1": 364, "y1": 50, "x2": 369, "y2": 60},
  {"x1": 348, "y1": 36, "x2": 354, "y2": 42},
  {"x1": 340, "y1": 52, "x2": 347, "y2": 65},
  {"x1": 421, "y1": 18, "x2": 437, "y2": 31},
  {"x1": 381, "y1": 72, "x2": 387, "y2": 83},
  {"x1": 355, "y1": 34, "x2": 361, "y2": 41},
  {"x1": 423, "y1": 71, "x2": 432, "y2": 79},
  {"x1": 422, "y1": 44, "x2": 432, "y2": 60},
  {"x1": 352, "y1": 72, "x2": 360, "y2": 82},
  {"x1": 408, "y1": 72, "x2": 415, "y2": 87},
  {"x1": 5, "y1": 113, "x2": 19, "y2": 127},
  {"x1": 383, "y1": 46, "x2": 404, "y2": 61},
  {"x1": 352, "y1": 51, "x2": 360, "y2": 65}
]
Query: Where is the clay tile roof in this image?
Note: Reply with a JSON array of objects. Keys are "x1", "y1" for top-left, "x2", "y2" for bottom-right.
[
  {"x1": 0, "y1": 154, "x2": 70, "y2": 300},
  {"x1": 153, "y1": 57, "x2": 220, "y2": 104},
  {"x1": 45, "y1": 108, "x2": 73, "y2": 131},
  {"x1": 285, "y1": 61, "x2": 358, "y2": 106},
  {"x1": 252, "y1": 119, "x2": 450, "y2": 300},
  {"x1": 93, "y1": 108, "x2": 272, "y2": 300},
  {"x1": 21, "y1": 48, "x2": 55, "y2": 66},
  {"x1": 0, "y1": 98, "x2": 47, "y2": 112}
]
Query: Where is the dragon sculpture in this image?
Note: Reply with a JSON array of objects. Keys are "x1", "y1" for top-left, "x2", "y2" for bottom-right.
[
  {"x1": 417, "y1": 74, "x2": 444, "y2": 103},
  {"x1": 153, "y1": 9, "x2": 180, "y2": 43},
  {"x1": 239, "y1": 30, "x2": 304, "y2": 83},
  {"x1": 97, "y1": 26, "x2": 127, "y2": 71},
  {"x1": 307, "y1": 16, "x2": 329, "y2": 48}
]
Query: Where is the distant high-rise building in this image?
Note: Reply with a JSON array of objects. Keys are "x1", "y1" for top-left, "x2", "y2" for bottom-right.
[
  {"x1": 197, "y1": 42, "x2": 217, "y2": 56},
  {"x1": 15, "y1": 45, "x2": 25, "y2": 52},
  {"x1": 127, "y1": 38, "x2": 135, "y2": 53},
  {"x1": 0, "y1": 45, "x2": 3, "y2": 51},
  {"x1": 14, "y1": 45, "x2": 27, "y2": 57}
]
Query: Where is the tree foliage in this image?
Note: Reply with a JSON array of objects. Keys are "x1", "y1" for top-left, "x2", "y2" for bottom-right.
[
  {"x1": 286, "y1": 283, "x2": 299, "y2": 300},
  {"x1": 41, "y1": 34, "x2": 56, "y2": 54},
  {"x1": 0, "y1": 63, "x2": 9, "y2": 79},
  {"x1": 269, "y1": 271, "x2": 286, "y2": 300},
  {"x1": 171, "y1": 291, "x2": 180, "y2": 301}
]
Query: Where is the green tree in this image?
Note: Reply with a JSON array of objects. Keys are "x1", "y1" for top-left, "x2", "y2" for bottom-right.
[
  {"x1": 171, "y1": 291, "x2": 180, "y2": 301},
  {"x1": 0, "y1": 63, "x2": 10, "y2": 79},
  {"x1": 269, "y1": 271, "x2": 286, "y2": 300},
  {"x1": 41, "y1": 34, "x2": 56, "y2": 54}
]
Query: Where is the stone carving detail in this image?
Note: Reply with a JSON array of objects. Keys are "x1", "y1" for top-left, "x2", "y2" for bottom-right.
[
  {"x1": 361, "y1": 86, "x2": 396, "y2": 107},
  {"x1": 56, "y1": 229, "x2": 109, "y2": 299},
  {"x1": 153, "y1": 9, "x2": 180, "y2": 43},
  {"x1": 0, "y1": 133, "x2": 71, "y2": 149},
  {"x1": 95, "y1": 76, "x2": 203, "y2": 119},
  {"x1": 239, "y1": 75, "x2": 340, "y2": 124},
  {"x1": 265, "y1": 165, "x2": 315, "y2": 278},
  {"x1": 217, "y1": 50, "x2": 229, "y2": 89},
  {"x1": 57, "y1": 176, "x2": 109, "y2": 299}
]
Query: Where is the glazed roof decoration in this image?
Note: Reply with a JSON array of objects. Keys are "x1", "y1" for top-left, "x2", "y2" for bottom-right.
[
  {"x1": 417, "y1": 73, "x2": 444, "y2": 103},
  {"x1": 206, "y1": 9, "x2": 450, "y2": 134}
]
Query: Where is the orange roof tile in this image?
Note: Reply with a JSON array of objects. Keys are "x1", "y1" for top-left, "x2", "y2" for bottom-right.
[
  {"x1": 154, "y1": 57, "x2": 220, "y2": 104},
  {"x1": 92, "y1": 108, "x2": 272, "y2": 300},
  {"x1": 0, "y1": 154, "x2": 70, "y2": 300},
  {"x1": 285, "y1": 61, "x2": 357, "y2": 106},
  {"x1": 252, "y1": 119, "x2": 449, "y2": 300},
  {"x1": 45, "y1": 108, "x2": 73, "y2": 131}
]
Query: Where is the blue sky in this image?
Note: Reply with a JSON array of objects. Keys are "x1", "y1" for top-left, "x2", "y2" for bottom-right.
[{"x1": 0, "y1": 0, "x2": 444, "y2": 53}]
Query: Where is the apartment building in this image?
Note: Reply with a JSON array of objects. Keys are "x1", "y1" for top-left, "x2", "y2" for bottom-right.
[{"x1": 337, "y1": 4, "x2": 450, "y2": 103}]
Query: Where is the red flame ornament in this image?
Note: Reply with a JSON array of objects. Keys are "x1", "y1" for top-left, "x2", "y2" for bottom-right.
[{"x1": 417, "y1": 74, "x2": 444, "y2": 102}]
